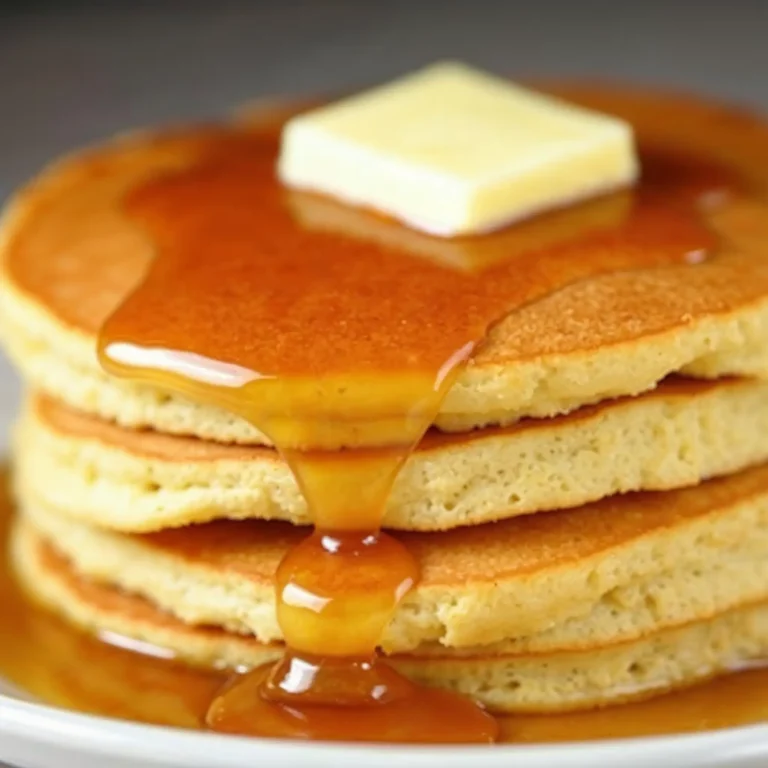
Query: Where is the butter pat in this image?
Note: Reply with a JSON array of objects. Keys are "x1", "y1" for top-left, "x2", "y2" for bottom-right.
[{"x1": 278, "y1": 62, "x2": 638, "y2": 237}]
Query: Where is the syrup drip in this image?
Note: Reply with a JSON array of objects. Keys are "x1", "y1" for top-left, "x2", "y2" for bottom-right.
[
  {"x1": 1, "y1": 481, "x2": 767, "y2": 742},
  {"x1": 94, "y1": 112, "x2": 744, "y2": 741},
  {"x1": 206, "y1": 653, "x2": 497, "y2": 742}
]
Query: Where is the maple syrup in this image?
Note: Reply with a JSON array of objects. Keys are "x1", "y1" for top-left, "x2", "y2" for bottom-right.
[
  {"x1": 89, "y1": 109, "x2": 752, "y2": 742},
  {"x1": 0, "y1": 477, "x2": 767, "y2": 742}
]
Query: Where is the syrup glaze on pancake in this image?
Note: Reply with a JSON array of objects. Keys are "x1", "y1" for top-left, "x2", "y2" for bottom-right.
[
  {"x1": 81, "y1": 87, "x2": 768, "y2": 738},
  {"x1": 7, "y1": 508, "x2": 768, "y2": 733},
  {"x1": 85, "y1": 84, "x2": 760, "y2": 741},
  {"x1": 5, "y1": 85, "x2": 768, "y2": 741},
  {"x1": 2, "y1": 85, "x2": 767, "y2": 363},
  {"x1": 4, "y1": 86, "x2": 768, "y2": 445}
]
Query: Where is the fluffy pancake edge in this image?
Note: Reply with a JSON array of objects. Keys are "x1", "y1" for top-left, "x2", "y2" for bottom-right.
[
  {"x1": 18, "y1": 465, "x2": 768, "y2": 653},
  {"x1": 13, "y1": 517, "x2": 768, "y2": 714},
  {"x1": 13, "y1": 377, "x2": 768, "y2": 531}
]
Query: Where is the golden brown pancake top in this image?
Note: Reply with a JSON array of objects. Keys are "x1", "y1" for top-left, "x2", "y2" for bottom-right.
[{"x1": 4, "y1": 85, "x2": 768, "y2": 370}]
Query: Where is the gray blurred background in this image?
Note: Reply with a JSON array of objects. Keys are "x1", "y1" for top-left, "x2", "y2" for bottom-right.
[{"x1": 0, "y1": 0, "x2": 767, "y2": 439}]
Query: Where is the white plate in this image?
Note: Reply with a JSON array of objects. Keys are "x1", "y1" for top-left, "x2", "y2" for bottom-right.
[
  {"x1": 1, "y1": 677, "x2": 767, "y2": 768},
  {"x1": 1, "y1": 366, "x2": 767, "y2": 768}
]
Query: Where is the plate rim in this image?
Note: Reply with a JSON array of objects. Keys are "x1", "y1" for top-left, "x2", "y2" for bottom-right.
[{"x1": 1, "y1": 687, "x2": 767, "y2": 768}]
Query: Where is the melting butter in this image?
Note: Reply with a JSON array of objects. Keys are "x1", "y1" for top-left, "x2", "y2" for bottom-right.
[{"x1": 278, "y1": 61, "x2": 638, "y2": 237}]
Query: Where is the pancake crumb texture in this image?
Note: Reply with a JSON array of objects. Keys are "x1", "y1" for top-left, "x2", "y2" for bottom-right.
[
  {"x1": 14, "y1": 378, "x2": 768, "y2": 531},
  {"x1": 14, "y1": 518, "x2": 768, "y2": 714},
  {"x1": 18, "y1": 462, "x2": 768, "y2": 654}
]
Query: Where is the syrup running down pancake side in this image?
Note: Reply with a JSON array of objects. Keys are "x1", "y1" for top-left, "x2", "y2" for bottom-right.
[
  {"x1": 94, "y1": 91, "x2": 757, "y2": 742},
  {"x1": 2, "y1": 470, "x2": 768, "y2": 741}
]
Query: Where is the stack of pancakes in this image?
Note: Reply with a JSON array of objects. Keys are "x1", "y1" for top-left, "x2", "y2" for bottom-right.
[{"x1": 3, "y1": 85, "x2": 768, "y2": 715}]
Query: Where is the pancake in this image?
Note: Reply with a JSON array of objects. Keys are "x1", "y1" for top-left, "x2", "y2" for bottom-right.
[
  {"x1": 19, "y1": 460, "x2": 768, "y2": 654},
  {"x1": 4, "y1": 85, "x2": 768, "y2": 446},
  {"x1": 13, "y1": 517, "x2": 768, "y2": 714},
  {"x1": 14, "y1": 377, "x2": 768, "y2": 532}
]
